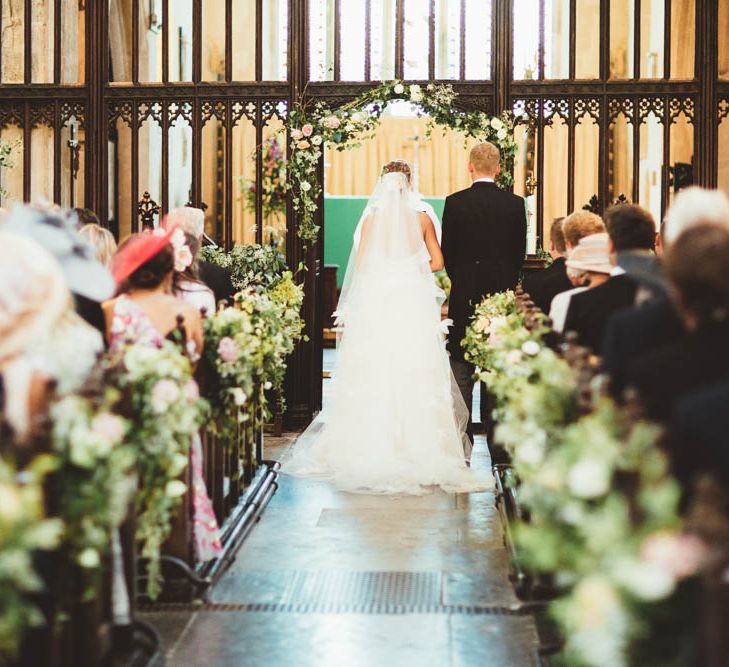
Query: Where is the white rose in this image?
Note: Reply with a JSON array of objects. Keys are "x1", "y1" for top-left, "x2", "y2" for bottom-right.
[
  {"x1": 409, "y1": 84, "x2": 421, "y2": 95},
  {"x1": 264, "y1": 381, "x2": 273, "y2": 390},
  {"x1": 351, "y1": 111, "x2": 366, "y2": 123},
  {"x1": 300, "y1": 181, "x2": 312, "y2": 192},
  {"x1": 560, "y1": 502, "x2": 585, "y2": 526},
  {"x1": 78, "y1": 548, "x2": 100, "y2": 569},
  {"x1": 311, "y1": 135, "x2": 323, "y2": 146},
  {"x1": 497, "y1": 127, "x2": 508, "y2": 141},
  {"x1": 168, "y1": 452, "x2": 189, "y2": 477},
  {"x1": 490, "y1": 117, "x2": 503, "y2": 130},
  {"x1": 567, "y1": 458, "x2": 610, "y2": 499},
  {"x1": 151, "y1": 379, "x2": 181, "y2": 413},
  {"x1": 394, "y1": 83, "x2": 405, "y2": 94},
  {"x1": 411, "y1": 91, "x2": 424, "y2": 103},
  {"x1": 165, "y1": 480, "x2": 187, "y2": 498},
  {"x1": 521, "y1": 340, "x2": 541, "y2": 356},
  {"x1": 231, "y1": 388, "x2": 247, "y2": 406},
  {"x1": 91, "y1": 413, "x2": 126, "y2": 446}
]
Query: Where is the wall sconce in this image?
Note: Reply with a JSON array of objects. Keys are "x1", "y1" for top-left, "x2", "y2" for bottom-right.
[{"x1": 149, "y1": 0, "x2": 162, "y2": 34}]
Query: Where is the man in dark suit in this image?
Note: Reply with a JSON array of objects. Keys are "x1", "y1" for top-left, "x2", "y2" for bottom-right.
[
  {"x1": 563, "y1": 203, "x2": 655, "y2": 352},
  {"x1": 199, "y1": 260, "x2": 235, "y2": 305},
  {"x1": 522, "y1": 217, "x2": 572, "y2": 313},
  {"x1": 442, "y1": 141, "x2": 527, "y2": 444}
]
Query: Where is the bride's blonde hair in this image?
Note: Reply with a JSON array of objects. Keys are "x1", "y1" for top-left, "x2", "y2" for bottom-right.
[{"x1": 381, "y1": 159, "x2": 412, "y2": 182}]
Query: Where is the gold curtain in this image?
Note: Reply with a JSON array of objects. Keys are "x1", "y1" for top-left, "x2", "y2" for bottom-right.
[{"x1": 324, "y1": 117, "x2": 478, "y2": 196}]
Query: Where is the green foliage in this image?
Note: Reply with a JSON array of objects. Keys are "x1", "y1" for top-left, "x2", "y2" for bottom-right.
[
  {"x1": 105, "y1": 342, "x2": 207, "y2": 600},
  {"x1": 200, "y1": 243, "x2": 287, "y2": 292},
  {"x1": 50, "y1": 387, "x2": 136, "y2": 597},
  {"x1": 0, "y1": 457, "x2": 62, "y2": 660}
]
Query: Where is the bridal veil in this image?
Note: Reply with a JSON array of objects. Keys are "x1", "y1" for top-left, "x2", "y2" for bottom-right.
[{"x1": 282, "y1": 172, "x2": 490, "y2": 495}]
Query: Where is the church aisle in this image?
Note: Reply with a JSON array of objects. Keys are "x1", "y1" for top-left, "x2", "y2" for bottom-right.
[{"x1": 154, "y1": 428, "x2": 540, "y2": 667}]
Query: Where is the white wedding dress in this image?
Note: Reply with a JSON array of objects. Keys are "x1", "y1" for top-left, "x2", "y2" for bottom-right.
[{"x1": 283, "y1": 173, "x2": 491, "y2": 495}]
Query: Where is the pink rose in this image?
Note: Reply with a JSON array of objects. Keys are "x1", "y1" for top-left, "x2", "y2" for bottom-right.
[
  {"x1": 323, "y1": 115, "x2": 341, "y2": 130},
  {"x1": 151, "y1": 379, "x2": 181, "y2": 413},
  {"x1": 91, "y1": 413, "x2": 126, "y2": 445},
  {"x1": 297, "y1": 140, "x2": 310, "y2": 150},
  {"x1": 640, "y1": 530, "x2": 708, "y2": 580},
  {"x1": 291, "y1": 129, "x2": 303, "y2": 140},
  {"x1": 217, "y1": 336, "x2": 240, "y2": 363},
  {"x1": 302, "y1": 124, "x2": 314, "y2": 137},
  {"x1": 183, "y1": 379, "x2": 200, "y2": 402},
  {"x1": 174, "y1": 245, "x2": 193, "y2": 272}
]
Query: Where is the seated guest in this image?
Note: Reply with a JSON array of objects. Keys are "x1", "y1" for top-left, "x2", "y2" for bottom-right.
[
  {"x1": 562, "y1": 210, "x2": 605, "y2": 251},
  {"x1": 522, "y1": 217, "x2": 572, "y2": 313},
  {"x1": 0, "y1": 232, "x2": 70, "y2": 444},
  {"x1": 170, "y1": 229, "x2": 217, "y2": 316},
  {"x1": 563, "y1": 203, "x2": 655, "y2": 351},
  {"x1": 105, "y1": 230, "x2": 221, "y2": 561},
  {"x1": 165, "y1": 207, "x2": 235, "y2": 306},
  {"x1": 104, "y1": 229, "x2": 204, "y2": 356},
  {"x1": 626, "y1": 224, "x2": 729, "y2": 424},
  {"x1": 669, "y1": 381, "x2": 729, "y2": 492},
  {"x1": 602, "y1": 188, "x2": 729, "y2": 396},
  {"x1": 550, "y1": 233, "x2": 612, "y2": 333},
  {"x1": 79, "y1": 222, "x2": 118, "y2": 268}
]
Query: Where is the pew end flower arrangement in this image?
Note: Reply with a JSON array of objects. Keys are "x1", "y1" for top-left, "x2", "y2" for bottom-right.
[
  {"x1": 105, "y1": 342, "x2": 207, "y2": 600},
  {"x1": 201, "y1": 244, "x2": 305, "y2": 443},
  {"x1": 50, "y1": 382, "x2": 136, "y2": 597},
  {"x1": 462, "y1": 291, "x2": 709, "y2": 667}
]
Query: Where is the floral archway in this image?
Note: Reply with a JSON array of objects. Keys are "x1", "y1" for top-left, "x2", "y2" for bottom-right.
[{"x1": 284, "y1": 82, "x2": 517, "y2": 246}]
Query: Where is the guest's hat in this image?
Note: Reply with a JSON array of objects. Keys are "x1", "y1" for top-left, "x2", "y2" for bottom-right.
[
  {"x1": 0, "y1": 231, "x2": 70, "y2": 363},
  {"x1": 111, "y1": 225, "x2": 177, "y2": 286},
  {"x1": 565, "y1": 233, "x2": 612, "y2": 274},
  {"x1": 1, "y1": 205, "x2": 115, "y2": 302}
]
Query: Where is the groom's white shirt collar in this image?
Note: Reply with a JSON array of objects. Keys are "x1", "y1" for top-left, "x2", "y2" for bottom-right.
[{"x1": 472, "y1": 177, "x2": 495, "y2": 184}]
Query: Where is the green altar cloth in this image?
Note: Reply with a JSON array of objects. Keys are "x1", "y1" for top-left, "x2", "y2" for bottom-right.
[{"x1": 324, "y1": 196, "x2": 446, "y2": 288}]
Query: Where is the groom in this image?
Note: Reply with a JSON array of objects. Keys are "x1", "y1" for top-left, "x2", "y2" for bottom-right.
[{"x1": 442, "y1": 142, "x2": 527, "y2": 451}]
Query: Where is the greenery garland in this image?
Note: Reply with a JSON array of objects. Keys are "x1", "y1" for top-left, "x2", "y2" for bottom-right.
[
  {"x1": 285, "y1": 81, "x2": 517, "y2": 249},
  {"x1": 106, "y1": 342, "x2": 208, "y2": 600}
]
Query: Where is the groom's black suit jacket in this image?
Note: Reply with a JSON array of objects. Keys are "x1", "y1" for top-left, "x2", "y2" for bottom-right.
[{"x1": 442, "y1": 182, "x2": 527, "y2": 362}]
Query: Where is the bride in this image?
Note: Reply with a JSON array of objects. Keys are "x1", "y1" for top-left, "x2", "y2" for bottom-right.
[{"x1": 283, "y1": 160, "x2": 490, "y2": 495}]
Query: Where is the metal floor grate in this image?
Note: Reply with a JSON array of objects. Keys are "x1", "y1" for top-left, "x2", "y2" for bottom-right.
[
  {"x1": 140, "y1": 570, "x2": 538, "y2": 616},
  {"x1": 283, "y1": 571, "x2": 442, "y2": 607},
  {"x1": 140, "y1": 601, "x2": 534, "y2": 616}
]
